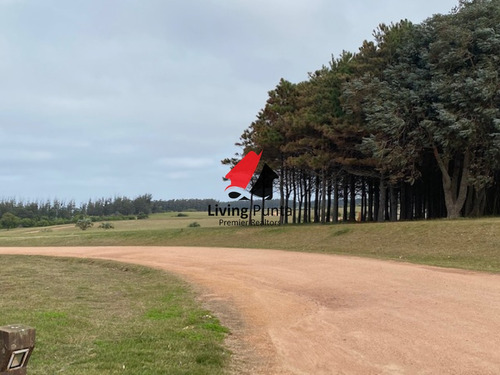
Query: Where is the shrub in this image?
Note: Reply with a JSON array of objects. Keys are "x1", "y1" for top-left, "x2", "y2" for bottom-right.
[
  {"x1": 177, "y1": 213, "x2": 188, "y2": 217},
  {"x1": 0, "y1": 212, "x2": 20, "y2": 230},
  {"x1": 20, "y1": 218, "x2": 35, "y2": 228},
  {"x1": 37, "y1": 219, "x2": 50, "y2": 227},
  {"x1": 98, "y1": 222, "x2": 114, "y2": 229},
  {"x1": 76, "y1": 218, "x2": 93, "y2": 231},
  {"x1": 188, "y1": 222, "x2": 201, "y2": 228},
  {"x1": 137, "y1": 212, "x2": 149, "y2": 220}
]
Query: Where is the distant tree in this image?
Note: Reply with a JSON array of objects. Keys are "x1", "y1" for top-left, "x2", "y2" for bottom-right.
[
  {"x1": 0, "y1": 212, "x2": 20, "y2": 230},
  {"x1": 133, "y1": 194, "x2": 153, "y2": 215}
]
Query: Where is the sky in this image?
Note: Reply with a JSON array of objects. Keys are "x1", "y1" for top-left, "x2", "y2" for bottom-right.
[{"x1": 0, "y1": 0, "x2": 459, "y2": 204}]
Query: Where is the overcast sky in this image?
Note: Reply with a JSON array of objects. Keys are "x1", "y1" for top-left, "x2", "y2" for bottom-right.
[{"x1": 1, "y1": 0, "x2": 458, "y2": 204}]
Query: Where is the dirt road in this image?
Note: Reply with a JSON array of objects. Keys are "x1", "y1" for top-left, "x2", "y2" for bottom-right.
[{"x1": 1, "y1": 246, "x2": 499, "y2": 374}]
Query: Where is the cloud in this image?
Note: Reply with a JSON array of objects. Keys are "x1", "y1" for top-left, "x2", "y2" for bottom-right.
[
  {"x1": 0, "y1": 0, "x2": 23, "y2": 5},
  {"x1": 165, "y1": 171, "x2": 190, "y2": 180},
  {"x1": 0, "y1": 150, "x2": 54, "y2": 162},
  {"x1": 156, "y1": 157, "x2": 215, "y2": 169},
  {"x1": 0, "y1": 0, "x2": 459, "y2": 202},
  {"x1": 0, "y1": 174, "x2": 22, "y2": 183}
]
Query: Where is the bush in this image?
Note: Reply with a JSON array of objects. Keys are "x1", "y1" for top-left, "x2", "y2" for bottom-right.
[
  {"x1": 98, "y1": 222, "x2": 114, "y2": 229},
  {"x1": 76, "y1": 218, "x2": 93, "y2": 231},
  {"x1": 0, "y1": 212, "x2": 20, "y2": 230},
  {"x1": 177, "y1": 213, "x2": 188, "y2": 217},
  {"x1": 188, "y1": 222, "x2": 201, "y2": 228},
  {"x1": 20, "y1": 218, "x2": 35, "y2": 228},
  {"x1": 137, "y1": 212, "x2": 149, "y2": 220},
  {"x1": 37, "y1": 219, "x2": 50, "y2": 227}
]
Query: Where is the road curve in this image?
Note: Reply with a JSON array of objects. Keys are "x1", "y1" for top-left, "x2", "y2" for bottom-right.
[{"x1": 1, "y1": 246, "x2": 499, "y2": 375}]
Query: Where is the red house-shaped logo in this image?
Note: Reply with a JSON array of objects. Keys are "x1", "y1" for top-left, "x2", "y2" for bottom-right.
[{"x1": 224, "y1": 151, "x2": 278, "y2": 200}]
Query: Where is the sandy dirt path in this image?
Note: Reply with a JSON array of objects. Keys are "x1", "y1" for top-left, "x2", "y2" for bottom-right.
[{"x1": 1, "y1": 246, "x2": 499, "y2": 375}]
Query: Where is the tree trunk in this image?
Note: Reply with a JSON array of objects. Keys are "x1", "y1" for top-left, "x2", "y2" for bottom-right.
[
  {"x1": 321, "y1": 170, "x2": 327, "y2": 224},
  {"x1": 343, "y1": 175, "x2": 348, "y2": 222},
  {"x1": 314, "y1": 175, "x2": 320, "y2": 223},
  {"x1": 284, "y1": 168, "x2": 292, "y2": 224},
  {"x1": 306, "y1": 175, "x2": 312, "y2": 223},
  {"x1": 279, "y1": 157, "x2": 285, "y2": 225},
  {"x1": 333, "y1": 176, "x2": 339, "y2": 223},
  {"x1": 326, "y1": 177, "x2": 332, "y2": 223},
  {"x1": 368, "y1": 180, "x2": 374, "y2": 222},
  {"x1": 291, "y1": 169, "x2": 297, "y2": 224},
  {"x1": 378, "y1": 177, "x2": 386, "y2": 222},
  {"x1": 400, "y1": 183, "x2": 410, "y2": 220},
  {"x1": 467, "y1": 187, "x2": 487, "y2": 217},
  {"x1": 297, "y1": 171, "x2": 303, "y2": 223},
  {"x1": 360, "y1": 178, "x2": 366, "y2": 222},
  {"x1": 249, "y1": 194, "x2": 254, "y2": 225},
  {"x1": 302, "y1": 174, "x2": 308, "y2": 223},
  {"x1": 433, "y1": 147, "x2": 470, "y2": 219},
  {"x1": 390, "y1": 185, "x2": 398, "y2": 221},
  {"x1": 349, "y1": 175, "x2": 356, "y2": 222}
]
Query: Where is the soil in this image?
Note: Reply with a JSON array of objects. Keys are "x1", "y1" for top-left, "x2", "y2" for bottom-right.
[{"x1": 1, "y1": 246, "x2": 499, "y2": 375}]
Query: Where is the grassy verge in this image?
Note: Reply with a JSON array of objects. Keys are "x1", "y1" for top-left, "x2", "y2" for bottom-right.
[
  {"x1": 0, "y1": 256, "x2": 229, "y2": 375},
  {"x1": 0, "y1": 215, "x2": 499, "y2": 273}
]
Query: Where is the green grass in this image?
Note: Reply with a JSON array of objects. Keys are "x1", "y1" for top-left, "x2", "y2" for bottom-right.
[
  {"x1": 0, "y1": 214, "x2": 499, "y2": 273},
  {"x1": 0, "y1": 256, "x2": 229, "y2": 375}
]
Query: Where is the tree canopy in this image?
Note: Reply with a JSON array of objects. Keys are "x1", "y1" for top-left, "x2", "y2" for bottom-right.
[{"x1": 228, "y1": 0, "x2": 500, "y2": 222}]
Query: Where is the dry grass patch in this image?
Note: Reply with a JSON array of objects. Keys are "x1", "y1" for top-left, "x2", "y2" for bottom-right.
[{"x1": 0, "y1": 216, "x2": 498, "y2": 272}]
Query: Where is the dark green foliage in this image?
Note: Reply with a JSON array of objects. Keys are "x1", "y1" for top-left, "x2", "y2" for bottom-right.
[
  {"x1": 0, "y1": 212, "x2": 20, "y2": 230},
  {"x1": 84, "y1": 194, "x2": 153, "y2": 216},
  {"x1": 75, "y1": 218, "x2": 93, "y2": 231},
  {"x1": 229, "y1": 0, "x2": 500, "y2": 221},
  {"x1": 153, "y1": 199, "x2": 219, "y2": 213},
  {"x1": 0, "y1": 197, "x2": 221, "y2": 229},
  {"x1": 98, "y1": 222, "x2": 115, "y2": 229},
  {"x1": 90, "y1": 215, "x2": 137, "y2": 222}
]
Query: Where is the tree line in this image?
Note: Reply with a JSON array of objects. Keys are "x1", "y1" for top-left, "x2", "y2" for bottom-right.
[
  {"x1": 225, "y1": 0, "x2": 500, "y2": 223},
  {"x1": 0, "y1": 196, "x2": 220, "y2": 229}
]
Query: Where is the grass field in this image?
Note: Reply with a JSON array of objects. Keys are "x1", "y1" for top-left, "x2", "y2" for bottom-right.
[
  {"x1": 0, "y1": 255, "x2": 229, "y2": 375},
  {"x1": 0, "y1": 213, "x2": 499, "y2": 273}
]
